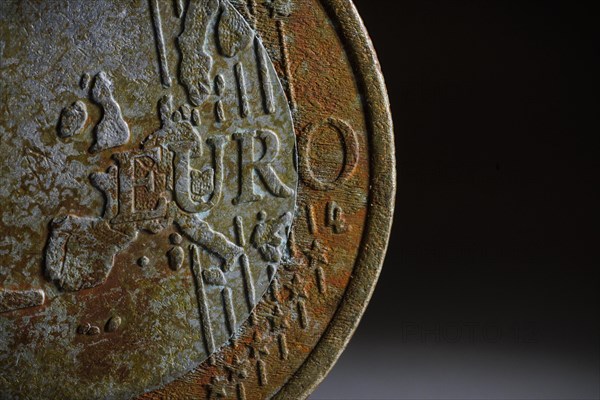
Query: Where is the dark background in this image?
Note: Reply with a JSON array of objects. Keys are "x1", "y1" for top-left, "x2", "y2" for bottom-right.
[{"x1": 313, "y1": 1, "x2": 598, "y2": 399}]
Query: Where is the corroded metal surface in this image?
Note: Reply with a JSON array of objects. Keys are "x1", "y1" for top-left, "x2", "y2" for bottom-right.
[{"x1": 0, "y1": 0, "x2": 394, "y2": 399}]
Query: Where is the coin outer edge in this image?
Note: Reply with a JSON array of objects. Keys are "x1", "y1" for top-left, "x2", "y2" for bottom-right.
[{"x1": 274, "y1": 0, "x2": 396, "y2": 398}]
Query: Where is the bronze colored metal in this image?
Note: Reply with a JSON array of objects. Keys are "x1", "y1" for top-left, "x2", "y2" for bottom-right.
[{"x1": 0, "y1": 0, "x2": 394, "y2": 399}]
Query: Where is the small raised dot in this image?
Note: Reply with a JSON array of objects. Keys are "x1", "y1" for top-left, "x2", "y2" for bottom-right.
[
  {"x1": 138, "y1": 256, "x2": 150, "y2": 268},
  {"x1": 105, "y1": 316, "x2": 122, "y2": 333},
  {"x1": 170, "y1": 233, "x2": 183, "y2": 245},
  {"x1": 172, "y1": 110, "x2": 182, "y2": 122}
]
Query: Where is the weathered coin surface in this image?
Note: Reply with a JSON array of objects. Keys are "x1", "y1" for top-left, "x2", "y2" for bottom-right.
[{"x1": 0, "y1": 0, "x2": 394, "y2": 399}]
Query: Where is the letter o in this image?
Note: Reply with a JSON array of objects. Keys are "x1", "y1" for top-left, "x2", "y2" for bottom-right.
[{"x1": 298, "y1": 118, "x2": 359, "y2": 191}]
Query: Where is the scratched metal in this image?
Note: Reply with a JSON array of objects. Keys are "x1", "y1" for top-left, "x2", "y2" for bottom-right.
[
  {"x1": 0, "y1": 0, "x2": 394, "y2": 399},
  {"x1": 0, "y1": 0, "x2": 297, "y2": 398}
]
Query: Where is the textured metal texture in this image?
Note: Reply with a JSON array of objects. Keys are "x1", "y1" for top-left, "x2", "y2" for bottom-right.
[{"x1": 0, "y1": 0, "x2": 394, "y2": 399}]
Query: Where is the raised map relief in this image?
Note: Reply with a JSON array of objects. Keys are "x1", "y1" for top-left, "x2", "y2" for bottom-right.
[{"x1": 0, "y1": 0, "x2": 297, "y2": 397}]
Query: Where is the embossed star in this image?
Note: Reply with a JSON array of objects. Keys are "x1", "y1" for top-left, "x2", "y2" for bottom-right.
[
  {"x1": 303, "y1": 239, "x2": 329, "y2": 270},
  {"x1": 206, "y1": 376, "x2": 229, "y2": 399},
  {"x1": 225, "y1": 355, "x2": 252, "y2": 382},
  {"x1": 267, "y1": 303, "x2": 290, "y2": 332},
  {"x1": 285, "y1": 273, "x2": 308, "y2": 302},
  {"x1": 247, "y1": 330, "x2": 271, "y2": 360}
]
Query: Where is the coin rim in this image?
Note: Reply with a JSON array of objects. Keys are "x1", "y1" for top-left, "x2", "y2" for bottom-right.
[{"x1": 273, "y1": 0, "x2": 396, "y2": 398}]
